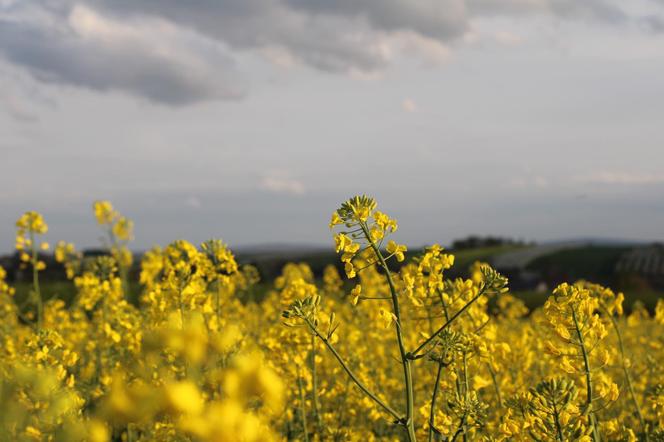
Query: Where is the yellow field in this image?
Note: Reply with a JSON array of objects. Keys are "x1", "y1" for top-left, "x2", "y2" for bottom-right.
[{"x1": 1, "y1": 197, "x2": 663, "y2": 441}]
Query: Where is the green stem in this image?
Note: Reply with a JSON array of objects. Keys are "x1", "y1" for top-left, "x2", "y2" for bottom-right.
[
  {"x1": 178, "y1": 281, "x2": 186, "y2": 328},
  {"x1": 439, "y1": 292, "x2": 464, "y2": 403},
  {"x1": 487, "y1": 363, "x2": 503, "y2": 407},
  {"x1": 571, "y1": 307, "x2": 600, "y2": 442},
  {"x1": 462, "y1": 352, "x2": 470, "y2": 441},
  {"x1": 303, "y1": 317, "x2": 401, "y2": 422},
  {"x1": 428, "y1": 362, "x2": 444, "y2": 442},
  {"x1": 178, "y1": 281, "x2": 188, "y2": 377},
  {"x1": 96, "y1": 294, "x2": 109, "y2": 384},
  {"x1": 297, "y1": 371, "x2": 310, "y2": 442},
  {"x1": 107, "y1": 227, "x2": 129, "y2": 298},
  {"x1": 410, "y1": 287, "x2": 488, "y2": 359},
  {"x1": 310, "y1": 333, "x2": 322, "y2": 429},
  {"x1": 119, "y1": 264, "x2": 129, "y2": 299},
  {"x1": 462, "y1": 353, "x2": 470, "y2": 398},
  {"x1": 30, "y1": 230, "x2": 42, "y2": 330},
  {"x1": 606, "y1": 312, "x2": 647, "y2": 441},
  {"x1": 451, "y1": 415, "x2": 467, "y2": 442},
  {"x1": 361, "y1": 222, "x2": 416, "y2": 442},
  {"x1": 552, "y1": 398, "x2": 564, "y2": 442},
  {"x1": 216, "y1": 278, "x2": 222, "y2": 326}
]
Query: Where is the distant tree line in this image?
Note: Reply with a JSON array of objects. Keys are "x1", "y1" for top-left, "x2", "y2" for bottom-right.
[{"x1": 451, "y1": 235, "x2": 530, "y2": 250}]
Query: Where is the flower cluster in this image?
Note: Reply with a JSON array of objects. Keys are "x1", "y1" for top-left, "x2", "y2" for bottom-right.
[
  {"x1": 93, "y1": 201, "x2": 134, "y2": 290},
  {"x1": 331, "y1": 195, "x2": 404, "y2": 279}
]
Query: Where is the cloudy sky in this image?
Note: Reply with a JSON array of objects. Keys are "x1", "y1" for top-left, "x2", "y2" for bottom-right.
[{"x1": 1, "y1": 0, "x2": 664, "y2": 252}]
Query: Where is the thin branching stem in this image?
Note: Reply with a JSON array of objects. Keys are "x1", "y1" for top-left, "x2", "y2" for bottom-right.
[
  {"x1": 216, "y1": 278, "x2": 222, "y2": 326},
  {"x1": 360, "y1": 222, "x2": 417, "y2": 442},
  {"x1": 297, "y1": 370, "x2": 310, "y2": 442},
  {"x1": 552, "y1": 397, "x2": 564, "y2": 442},
  {"x1": 487, "y1": 363, "x2": 503, "y2": 407},
  {"x1": 571, "y1": 307, "x2": 601, "y2": 442},
  {"x1": 302, "y1": 317, "x2": 402, "y2": 422},
  {"x1": 451, "y1": 414, "x2": 467, "y2": 442},
  {"x1": 29, "y1": 230, "x2": 43, "y2": 330},
  {"x1": 410, "y1": 287, "x2": 488, "y2": 359},
  {"x1": 310, "y1": 333, "x2": 322, "y2": 429},
  {"x1": 605, "y1": 311, "x2": 647, "y2": 441},
  {"x1": 428, "y1": 362, "x2": 444, "y2": 442}
]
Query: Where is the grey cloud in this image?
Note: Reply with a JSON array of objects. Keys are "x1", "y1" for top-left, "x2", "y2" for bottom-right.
[
  {"x1": 0, "y1": 88, "x2": 38, "y2": 122},
  {"x1": 94, "y1": 0, "x2": 639, "y2": 74},
  {"x1": 283, "y1": 0, "x2": 629, "y2": 41},
  {"x1": 0, "y1": 3, "x2": 246, "y2": 105},
  {"x1": 108, "y1": 0, "x2": 630, "y2": 46},
  {"x1": 0, "y1": 0, "x2": 645, "y2": 105},
  {"x1": 93, "y1": 0, "x2": 395, "y2": 72},
  {"x1": 547, "y1": 0, "x2": 628, "y2": 23},
  {"x1": 283, "y1": 0, "x2": 469, "y2": 41},
  {"x1": 640, "y1": 15, "x2": 664, "y2": 33},
  {"x1": 467, "y1": 0, "x2": 628, "y2": 23}
]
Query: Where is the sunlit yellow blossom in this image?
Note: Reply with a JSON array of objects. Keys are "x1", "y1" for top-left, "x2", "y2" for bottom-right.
[
  {"x1": 350, "y1": 284, "x2": 361, "y2": 305},
  {"x1": 329, "y1": 212, "x2": 343, "y2": 229},
  {"x1": 386, "y1": 240, "x2": 407, "y2": 262},
  {"x1": 377, "y1": 308, "x2": 395, "y2": 328},
  {"x1": 112, "y1": 217, "x2": 134, "y2": 241},
  {"x1": 93, "y1": 200, "x2": 117, "y2": 225},
  {"x1": 164, "y1": 381, "x2": 205, "y2": 415},
  {"x1": 344, "y1": 261, "x2": 356, "y2": 278}
]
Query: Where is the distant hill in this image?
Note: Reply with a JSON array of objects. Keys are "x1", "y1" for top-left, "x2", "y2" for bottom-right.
[{"x1": 1, "y1": 239, "x2": 662, "y2": 293}]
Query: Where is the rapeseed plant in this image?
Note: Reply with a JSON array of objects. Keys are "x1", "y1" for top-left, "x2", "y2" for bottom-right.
[{"x1": 0, "y1": 196, "x2": 662, "y2": 441}]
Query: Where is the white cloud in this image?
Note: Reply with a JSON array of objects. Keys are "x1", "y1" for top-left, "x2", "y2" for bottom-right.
[
  {"x1": 580, "y1": 171, "x2": 664, "y2": 185},
  {"x1": 185, "y1": 196, "x2": 202, "y2": 209},
  {"x1": 494, "y1": 30, "x2": 523, "y2": 45},
  {"x1": 393, "y1": 31, "x2": 452, "y2": 65},
  {"x1": 259, "y1": 174, "x2": 306, "y2": 195},
  {"x1": 0, "y1": 88, "x2": 38, "y2": 122},
  {"x1": 402, "y1": 98, "x2": 418, "y2": 112},
  {"x1": 505, "y1": 175, "x2": 550, "y2": 189}
]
